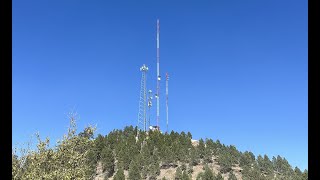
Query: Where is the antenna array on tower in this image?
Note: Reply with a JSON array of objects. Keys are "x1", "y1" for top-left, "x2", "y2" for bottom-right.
[
  {"x1": 137, "y1": 19, "x2": 170, "y2": 134},
  {"x1": 137, "y1": 64, "x2": 148, "y2": 132}
]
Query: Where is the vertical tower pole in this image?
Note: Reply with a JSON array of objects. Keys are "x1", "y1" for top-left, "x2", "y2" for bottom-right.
[
  {"x1": 166, "y1": 72, "x2": 169, "y2": 133},
  {"x1": 147, "y1": 90, "x2": 153, "y2": 131},
  {"x1": 156, "y1": 19, "x2": 160, "y2": 129}
]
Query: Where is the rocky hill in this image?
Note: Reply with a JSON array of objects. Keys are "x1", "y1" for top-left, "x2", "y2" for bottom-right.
[
  {"x1": 12, "y1": 121, "x2": 308, "y2": 180},
  {"x1": 90, "y1": 126, "x2": 307, "y2": 180}
]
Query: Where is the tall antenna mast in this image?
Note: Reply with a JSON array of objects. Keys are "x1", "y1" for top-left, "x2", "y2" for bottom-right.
[
  {"x1": 138, "y1": 64, "x2": 148, "y2": 132},
  {"x1": 166, "y1": 72, "x2": 169, "y2": 133},
  {"x1": 156, "y1": 19, "x2": 160, "y2": 129}
]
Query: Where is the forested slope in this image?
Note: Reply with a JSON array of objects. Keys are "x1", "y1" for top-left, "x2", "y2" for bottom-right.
[{"x1": 12, "y1": 119, "x2": 308, "y2": 180}]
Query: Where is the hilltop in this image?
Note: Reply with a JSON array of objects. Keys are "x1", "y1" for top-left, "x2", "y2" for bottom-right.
[{"x1": 12, "y1": 120, "x2": 307, "y2": 180}]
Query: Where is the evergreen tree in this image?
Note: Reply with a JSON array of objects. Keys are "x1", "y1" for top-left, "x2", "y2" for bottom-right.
[
  {"x1": 228, "y1": 171, "x2": 237, "y2": 180},
  {"x1": 218, "y1": 151, "x2": 232, "y2": 173},
  {"x1": 87, "y1": 148, "x2": 99, "y2": 177},
  {"x1": 141, "y1": 166, "x2": 148, "y2": 179},
  {"x1": 302, "y1": 169, "x2": 308, "y2": 180},
  {"x1": 203, "y1": 147, "x2": 213, "y2": 164},
  {"x1": 181, "y1": 164, "x2": 187, "y2": 171},
  {"x1": 202, "y1": 165, "x2": 215, "y2": 180},
  {"x1": 175, "y1": 167, "x2": 183, "y2": 180},
  {"x1": 196, "y1": 172, "x2": 204, "y2": 180},
  {"x1": 257, "y1": 155, "x2": 264, "y2": 171},
  {"x1": 173, "y1": 141, "x2": 184, "y2": 162},
  {"x1": 215, "y1": 172, "x2": 224, "y2": 180},
  {"x1": 272, "y1": 155, "x2": 293, "y2": 177},
  {"x1": 198, "y1": 138, "x2": 206, "y2": 159},
  {"x1": 190, "y1": 146, "x2": 200, "y2": 166},
  {"x1": 165, "y1": 146, "x2": 176, "y2": 166},
  {"x1": 94, "y1": 134, "x2": 106, "y2": 159},
  {"x1": 117, "y1": 147, "x2": 131, "y2": 170},
  {"x1": 128, "y1": 158, "x2": 141, "y2": 180},
  {"x1": 242, "y1": 164, "x2": 267, "y2": 180},
  {"x1": 13, "y1": 124, "x2": 305, "y2": 180},
  {"x1": 149, "y1": 160, "x2": 160, "y2": 179},
  {"x1": 292, "y1": 166, "x2": 307, "y2": 180},
  {"x1": 187, "y1": 132, "x2": 192, "y2": 139},
  {"x1": 228, "y1": 145, "x2": 240, "y2": 164},
  {"x1": 101, "y1": 146, "x2": 115, "y2": 177},
  {"x1": 187, "y1": 163, "x2": 194, "y2": 175},
  {"x1": 113, "y1": 167, "x2": 125, "y2": 180},
  {"x1": 262, "y1": 154, "x2": 273, "y2": 175},
  {"x1": 182, "y1": 170, "x2": 191, "y2": 180},
  {"x1": 240, "y1": 151, "x2": 255, "y2": 168},
  {"x1": 215, "y1": 140, "x2": 222, "y2": 154}
]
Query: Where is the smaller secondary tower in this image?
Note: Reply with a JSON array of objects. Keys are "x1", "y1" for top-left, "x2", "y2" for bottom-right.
[
  {"x1": 166, "y1": 72, "x2": 169, "y2": 133},
  {"x1": 138, "y1": 64, "x2": 149, "y2": 132},
  {"x1": 147, "y1": 90, "x2": 153, "y2": 130}
]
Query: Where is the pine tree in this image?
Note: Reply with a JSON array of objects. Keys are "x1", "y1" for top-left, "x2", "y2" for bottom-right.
[
  {"x1": 148, "y1": 160, "x2": 160, "y2": 179},
  {"x1": 257, "y1": 155, "x2": 264, "y2": 171},
  {"x1": 113, "y1": 168, "x2": 125, "y2": 180},
  {"x1": 141, "y1": 166, "x2": 148, "y2": 179},
  {"x1": 175, "y1": 167, "x2": 183, "y2": 180},
  {"x1": 101, "y1": 146, "x2": 115, "y2": 177},
  {"x1": 162, "y1": 146, "x2": 175, "y2": 167},
  {"x1": 228, "y1": 145, "x2": 240, "y2": 164},
  {"x1": 196, "y1": 172, "x2": 204, "y2": 180},
  {"x1": 128, "y1": 158, "x2": 141, "y2": 180},
  {"x1": 262, "y1": 154, "x2": 273, "y2": 175},
  {"x1": 215, "y1": 172, "x2": 224, "y2": 180},
  {"x1": 302, "y1": 169, "x2": 308, "y2": 180},
  {"x1": 198, "y1": 138, "x2": 206, "y2": 159},
  {"x1": 218, "y1": 151, "x2": 232, "y2": 173},
  {"x1": 203, "y1": 147, "x2": 213, "y2": 164},
  {"x1": 203, "y1": 165, "x2": 215, "y2": 180},
  {"x1": 205, "y1": 138, "x2": 216, "y2": 155},
  {"x1": 190, "y1": 146, "x2": 200, "y2": 166},
  {"x1": 228, "y1": 171, "x2": 237, "y2": 180},
  {"x1": 240, "y1": 151, "x2": 255, "y2": 168},
  {"x1": 187, "y1": 163, "x2": 194, "y2": 175},
  {"x1": 94, "y1": 134, "x2": 106, "y2": 159},
  {"x1": 182, "y1": 170, "x2": 191, "y2": 180},
  {"x1": 181, "y1": 164, "x2": 187, "y2": 171},
  {"x1": 187, "y1": 132, "x2": 192, "y2": 139},
  {"x1": 117, "y1": 147, "x2": 131, "y2": 170},
  {"x1": 242, "y1": 164, "x2": 267, "y2": 180}
]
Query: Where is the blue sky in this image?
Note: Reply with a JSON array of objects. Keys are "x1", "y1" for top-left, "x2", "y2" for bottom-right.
[{"x1": 13, "y1": 0, "x2": 308, "y2": 170}]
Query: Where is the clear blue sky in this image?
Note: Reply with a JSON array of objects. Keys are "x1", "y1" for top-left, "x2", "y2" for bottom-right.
[{"x1": 13, "y1": 0, "x2": 308, "y2": 170}]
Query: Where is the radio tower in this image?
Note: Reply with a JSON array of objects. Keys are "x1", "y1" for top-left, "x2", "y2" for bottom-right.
[
  {"x1": 138, "y1": 64, "x2": 148, "y2": 132},
  {"x1": 147, "y1": 90, "x2": 153, "y2": 130},
  {"x1": 166, "y1": 72, "x2": 169, "y2": 133},
  {"x1": 156, "y1": 19, "x2": 160, "y2": 129}
]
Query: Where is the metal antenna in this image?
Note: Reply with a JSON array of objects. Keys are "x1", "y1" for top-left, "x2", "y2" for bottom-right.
[
  {"x1": 166, "y1": 72, "x2": 169, "y2": 133},
  {"x1": 138, "y1": 64, "x2": 148, "y2": 132},
  {"x1": 156, "y1": 19, "x2": 160, "y2": 129},
  {"x1": 147, "y1": 90, "x2": 153, "y2": 131}
]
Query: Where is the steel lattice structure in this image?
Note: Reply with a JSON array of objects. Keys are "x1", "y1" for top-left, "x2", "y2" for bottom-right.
[{"x1": 138, "y1": 64, "x2": 148, "y2": 132}]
